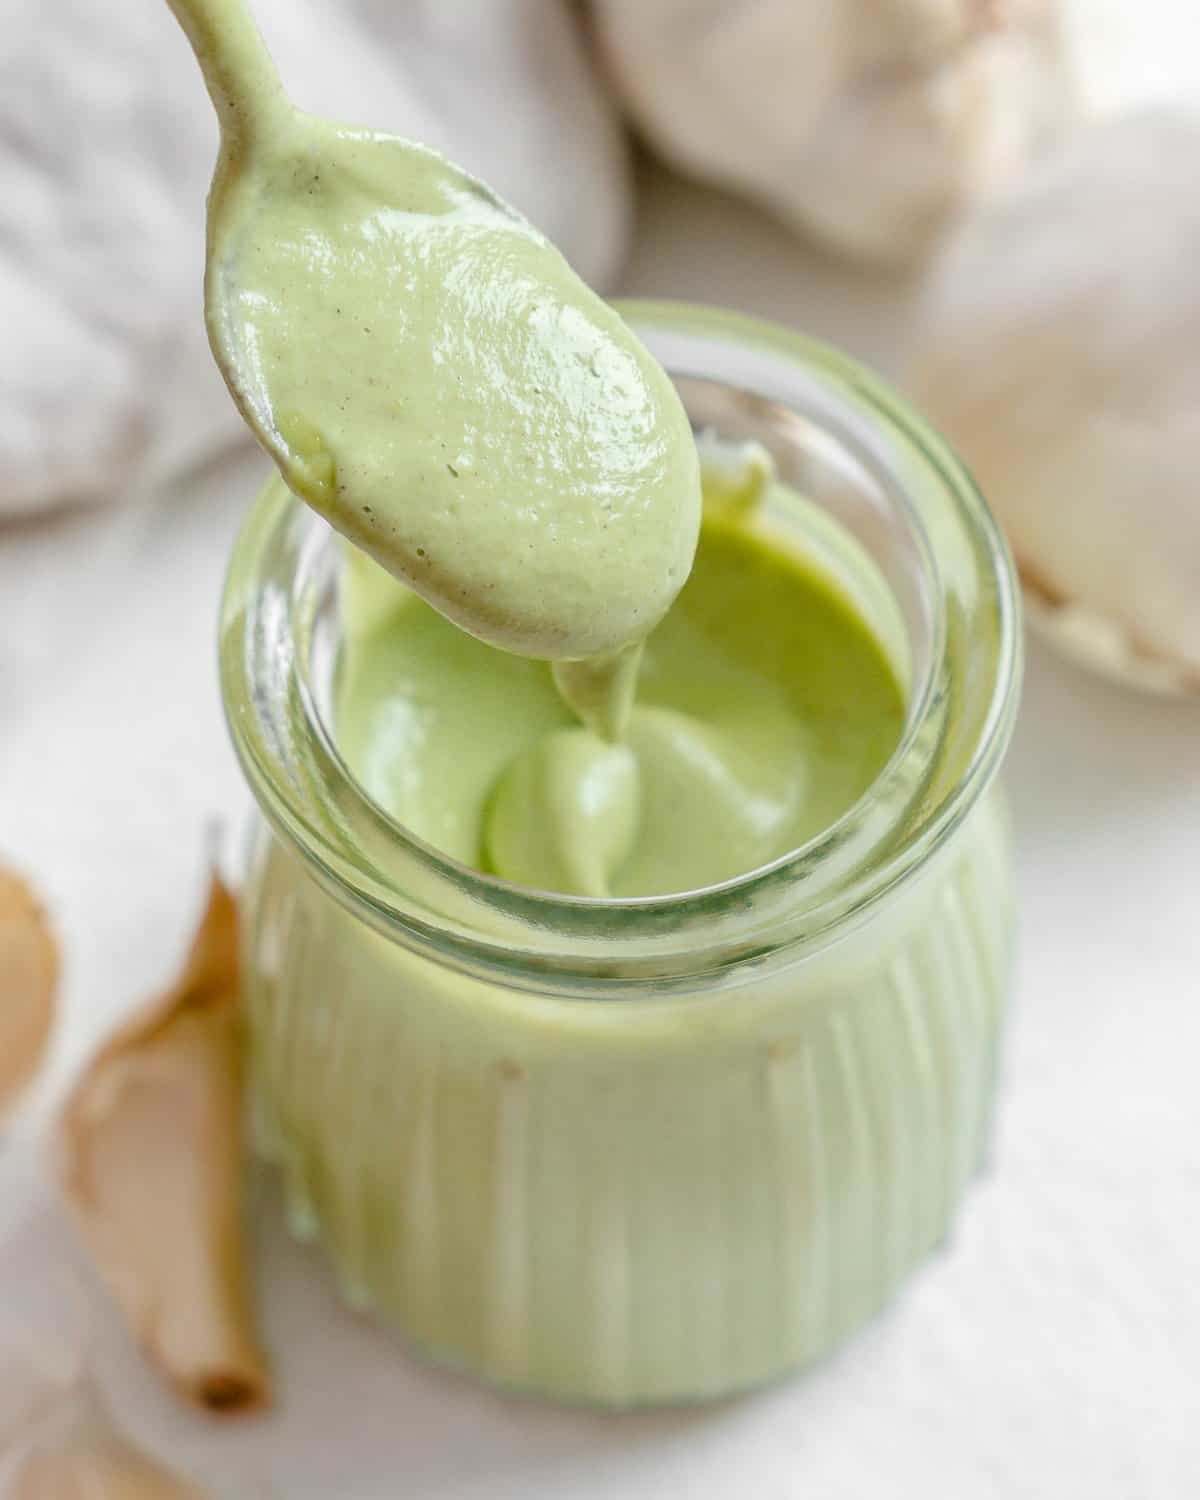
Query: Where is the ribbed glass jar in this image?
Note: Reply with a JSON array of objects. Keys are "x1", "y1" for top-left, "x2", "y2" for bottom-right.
[{"x1": 220, "y1": 303, "x2": 1021, "y2": 1406}]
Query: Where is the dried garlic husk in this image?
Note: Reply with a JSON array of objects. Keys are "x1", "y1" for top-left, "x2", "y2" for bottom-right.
[
  {"x1": 0, "y1": 866, "x2": 57, "y2": 1115},
  {"x1": 909, "y1": 108, "x2": 1200, "y2": 692},
  {"x1": 589, "y1": 0, "x2": 1070, "y2": 262},
  {"x1": 58, "y1": 874, "x2": 270, "y2": 1413},
  {"x1": 9, "y1": 1391, "x2": 208, "y2": 1500}
]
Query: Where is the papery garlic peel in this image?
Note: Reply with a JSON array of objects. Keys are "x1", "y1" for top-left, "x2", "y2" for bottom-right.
[
  {"x1": 58, "y1": 874, "x2": 271, "y2": 1414},
  {"x1": 910, "y1": 108, "x2": 1200, "y2": 692},
  {"x1": 0, "y1": 866, "x2": 57, "y2": 1116}
]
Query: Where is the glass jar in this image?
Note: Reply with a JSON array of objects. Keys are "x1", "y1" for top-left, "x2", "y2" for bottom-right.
[{"x1": 220, "y1": 303, "x2": 1021, "y2": 1407}]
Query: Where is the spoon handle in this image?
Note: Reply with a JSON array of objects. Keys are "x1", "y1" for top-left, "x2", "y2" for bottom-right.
[{"x1": 165, "y1": 0, "x2": 288, "y2": 149}]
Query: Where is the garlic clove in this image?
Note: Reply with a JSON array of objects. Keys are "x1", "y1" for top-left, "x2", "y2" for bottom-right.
[
  {"x1": 589, "y1": 0, "x2": 1071, "y2": 262},
  {"x1": 0, "y1": 866, "x2": 58, "y2": 1117},
  {"x1": 58, "y1": 874, "x2": 271, "y2": 1415},
  {"x1": 909, "y1": 109, "x2": 1200, "y2": 694},
  {"x1": 1021, "y1": 566, "x2": 1200, "y2": 697}
]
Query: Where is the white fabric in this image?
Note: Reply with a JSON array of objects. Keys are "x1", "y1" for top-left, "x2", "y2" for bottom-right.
[
  {"x1": 0, "y1": 0, "x2": 632, "y2": 518},
  {"x1": 2, "y1": 174, "x2": 1198, "y2": 1497}
]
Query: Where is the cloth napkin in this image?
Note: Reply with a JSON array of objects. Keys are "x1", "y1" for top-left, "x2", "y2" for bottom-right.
[{"x1": 0, "y1": 0, "x2": 632, "y2": 519}]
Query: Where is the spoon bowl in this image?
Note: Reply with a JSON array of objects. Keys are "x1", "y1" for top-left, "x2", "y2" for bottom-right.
[{"x1": 167, "y1": 0, "x2": 701, "y2": 662}]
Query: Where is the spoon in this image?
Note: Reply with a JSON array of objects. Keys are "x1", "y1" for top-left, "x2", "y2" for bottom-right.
[{"x1": 165, "y1": 0, "x2": 700, "y2": 662}]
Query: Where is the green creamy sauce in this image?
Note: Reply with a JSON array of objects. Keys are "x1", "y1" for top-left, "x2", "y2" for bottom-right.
[
  {"x1": 179, "y1": 3, "x2": 901, "y2": 898},
  {"x1": 336, "y1": 473, "x2": 906, "y2": 899},
  {"x1": 208, "y1": 99, "x2": 699, "y2": 666}
]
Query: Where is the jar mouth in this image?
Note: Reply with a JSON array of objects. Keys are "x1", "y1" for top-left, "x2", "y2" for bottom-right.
[{"x1": 220, "y1": 301, "x2": 1021, "y2": 989}]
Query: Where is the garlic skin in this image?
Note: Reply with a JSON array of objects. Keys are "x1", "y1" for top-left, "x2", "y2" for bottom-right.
[
  {"x1": 588, "y1": 0, "x2": 1070, "y2": 262},
  {"x1": 58, "y1": 875, "x2": 270, "y2": 1414},
  {"x1": 909, "y1": 109, "x2": 1200, "y2": 692}
]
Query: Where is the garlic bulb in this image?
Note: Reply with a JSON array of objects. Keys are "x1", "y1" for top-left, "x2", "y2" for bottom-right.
[
  {"x1": 909, "y1": 109, "x2": 1200, "y2": 692},
  {"x1": 588, "y1": 0, "x2": 1070, "y2": 262}
]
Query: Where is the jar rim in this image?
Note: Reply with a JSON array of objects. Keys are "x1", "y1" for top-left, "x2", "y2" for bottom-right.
[{"x1": 220, "y1": 301, "x2": 1022, "y2": 991}]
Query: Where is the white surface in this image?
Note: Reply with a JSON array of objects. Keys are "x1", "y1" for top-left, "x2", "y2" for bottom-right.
[{"x1": 3, "y1": 166, "x2": 1200, "y2": 1497}]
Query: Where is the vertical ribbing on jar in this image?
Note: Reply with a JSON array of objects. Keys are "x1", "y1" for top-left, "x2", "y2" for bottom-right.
[{"x1": 242, "y1": 793, "x2": 1013, "y2": 1405}]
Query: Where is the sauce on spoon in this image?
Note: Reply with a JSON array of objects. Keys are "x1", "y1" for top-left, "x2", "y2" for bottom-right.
[{"x1": 167, "y1": 0, "x2": 701, "y2": 666}]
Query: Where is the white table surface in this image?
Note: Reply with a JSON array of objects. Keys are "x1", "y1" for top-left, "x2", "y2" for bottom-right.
[{"x1": 3, "y1": 163, "x2": 1199, "y2": 1498}]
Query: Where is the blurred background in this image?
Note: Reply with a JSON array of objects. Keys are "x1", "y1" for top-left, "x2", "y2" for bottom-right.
[{"x1": 3, "y1": 2, "x2": 1200, "y2": 1497}]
